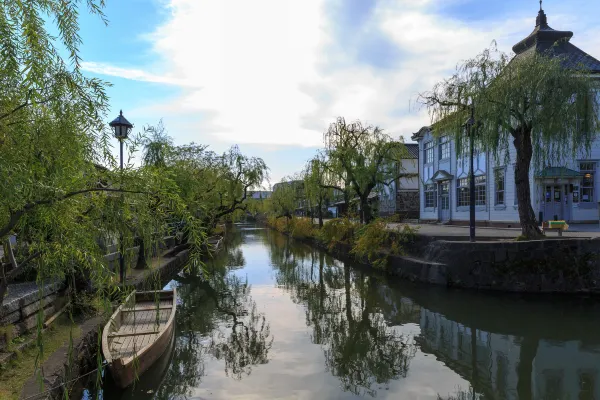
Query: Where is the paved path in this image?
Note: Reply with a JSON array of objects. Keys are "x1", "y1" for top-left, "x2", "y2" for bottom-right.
[
  {"x1": 387, "y1": 223, "x2": 600, "y2": 238},
  {"x1": 313, "y1": 217, "x2": 600, "y2": 238}
]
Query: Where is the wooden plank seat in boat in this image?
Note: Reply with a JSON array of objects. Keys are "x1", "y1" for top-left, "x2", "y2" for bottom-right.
[{"x1": 102, "y1": 289, "x2": 176, "y2": 388}]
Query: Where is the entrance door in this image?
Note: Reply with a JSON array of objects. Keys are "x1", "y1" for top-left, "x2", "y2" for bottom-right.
[
  {"x1": 543, "y1": 185, "x2": 563, "y2": 221},
  {"x1": 440, "y1": 182, "x2": 450, "y2": 222}
]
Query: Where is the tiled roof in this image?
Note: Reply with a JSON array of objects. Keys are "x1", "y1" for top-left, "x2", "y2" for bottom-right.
[
  {"x1": 513, "y1": 8, "x2": 600, "y2": 73},
  {"x1": 404, "y1": 143, "x2": 419, "y2": 159},
  {"x1": 536, "y1": 167, "x2": 582, "y2": 179}
]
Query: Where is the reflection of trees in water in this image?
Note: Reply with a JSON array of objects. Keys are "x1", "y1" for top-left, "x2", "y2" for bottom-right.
[
  {"x1": 269, "y1": 234, "x2": 416, "y2": 397},
  {"x1": 437, "y1": 387, "x2": 484, "y2": 400},
  {"x1": 152, "y1": 257, "x2": 273, "y2": 398}
]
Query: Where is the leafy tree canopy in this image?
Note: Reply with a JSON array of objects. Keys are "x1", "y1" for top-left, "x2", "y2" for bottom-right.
[{"x1": 420, "y1": 45, "x2": 600, "y2": 237}]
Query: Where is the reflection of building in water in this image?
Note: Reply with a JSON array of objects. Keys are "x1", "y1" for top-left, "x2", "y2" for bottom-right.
[
  {"x1": 377, "y1": 286, "x2": 421, "y2": 326},
  {"x1": 418, "y1": 309, "x2": 600, "y2": 399},
  {"x1": 533, "y1": 341, "x2": 600, "y2": 400}
]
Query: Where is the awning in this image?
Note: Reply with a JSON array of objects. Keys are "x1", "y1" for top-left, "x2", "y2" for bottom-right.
[{"x1": 536, "y1": 167, "x2": 582, "y2": 179}]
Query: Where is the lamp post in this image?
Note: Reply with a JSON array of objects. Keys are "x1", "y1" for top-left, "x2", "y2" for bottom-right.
[
  {"x1": 465, "y1": 104, "x2": 476, "y2": 242},
  {"x1": 109, "y1": 110, "x2": 133, "y2": 284}
]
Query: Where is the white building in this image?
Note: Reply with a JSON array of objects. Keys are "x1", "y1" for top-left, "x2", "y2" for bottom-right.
[
  {"x1": 378, "y1": 143, "x2": 420, "y2": 218},
  {"x1": 413, "y1": 6, "x2": 600, "y2": 226}
]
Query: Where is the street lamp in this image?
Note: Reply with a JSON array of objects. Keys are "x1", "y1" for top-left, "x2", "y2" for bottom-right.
[
  {"x1": 464, "y1": 104, "x2": 476, "y2": 242},
  {"x1": 109, "y1": 110, "x2": 133, "y2": 284}
]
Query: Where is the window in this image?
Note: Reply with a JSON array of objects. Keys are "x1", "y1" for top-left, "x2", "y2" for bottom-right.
[
  {"x1": 476, "y1": 175, "x2": 486, "y2": 206},
  {"x1": 573, "y1": 185, "x2": 580, "y2": 203},
  {"x1": 580, "y1": 162, "x2": 595, "y2": 202},
  {"x1": 439, "y1": 136, "x2": 450, "y2": 160},
  {"x1": 457, "y1": 178, "x2": 469, "y2": 207},
  {"x1": 424, "y1": 141, "x2": 434, "y2": 164},
  {"x1": 579, "y1": 372, "x2": 596, "y2": 400},
  {"x1": 495, "y1": 169, "x2": 505, "y2": 206},
  {"x1": 425, "y1": 184, "x2": 437, "y2": 208}
]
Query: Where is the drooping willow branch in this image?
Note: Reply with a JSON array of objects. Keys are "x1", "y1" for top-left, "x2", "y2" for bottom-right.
[{"x1": 0, "y1": 187, "x2": 151, "y2": 239}]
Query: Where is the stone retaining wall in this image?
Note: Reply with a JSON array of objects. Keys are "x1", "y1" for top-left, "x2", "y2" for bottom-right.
[
  {"x1": 0, "y1": 281, "x2": 64, "y2": 352},
  {"x1": 280, "y1": 227, "x2": 600, "y2": 294}
]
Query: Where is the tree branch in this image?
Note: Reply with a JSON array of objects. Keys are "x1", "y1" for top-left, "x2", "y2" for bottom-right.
[{"x1": 0, "y1": 187, "x2": 150, "y2": 239}]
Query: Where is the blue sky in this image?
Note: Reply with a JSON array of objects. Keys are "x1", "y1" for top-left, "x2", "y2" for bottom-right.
[{"x1": 76, "y1": 0, "x2": 600, "y2": 185}]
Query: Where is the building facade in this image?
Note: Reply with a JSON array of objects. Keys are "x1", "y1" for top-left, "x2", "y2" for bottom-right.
[
  {"x1": 378, "y1": 143, "x2": 420, "y2": 218},
  {"x1": 413, "y1": 6, "x2": 600, "y2": 225}
]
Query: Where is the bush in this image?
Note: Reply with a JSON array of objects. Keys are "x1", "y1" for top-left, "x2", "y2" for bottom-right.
[
  {"x1": 290, "y1": 217, "x2": 315, "y2": 239},
  {"x1": 267, "y1": 216, "x2": 291, "y2": 233},
  {"x1": 318, "y1": 217, "x2": 359, "y2": 251},
  {"x1": 351, "y1": 219, "x2": 391, "y2": 269}
]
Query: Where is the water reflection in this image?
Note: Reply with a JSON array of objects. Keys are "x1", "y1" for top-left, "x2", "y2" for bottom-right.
[
  {"x1": 269, "y1": 231, "x2": 417, "y2": 397},
  {"x1": 85, "y1": 224, "x2": 600, "y2": 399}
]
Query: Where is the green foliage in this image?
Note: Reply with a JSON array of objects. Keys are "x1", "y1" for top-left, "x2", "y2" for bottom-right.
[
  {"x1": 289, "y1": 218, "x2": 315, "y2": 239},
  {"x1": 323, "y1": 117, "x2": 410, "y2": 224},
  {"x1": 351, "y1": 219, "x2": 391, "y2": 269},
  {"x1": 269, "y1": 178, "x2": 301, "y2": 219},
  {"x1": 421, "y1": 44, "x2": 600, "y2": 237},
  {"x1": 303, "y1": 154, "x2": 332, "y2": 225},
  {"x1": 318, "y1": 218, "x2": 359, "y2": 251}
]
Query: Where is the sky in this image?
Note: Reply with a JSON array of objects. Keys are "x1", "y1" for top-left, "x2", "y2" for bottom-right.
[{"x1": 76, "y1": 0, "x2": 600, "y2": 186}]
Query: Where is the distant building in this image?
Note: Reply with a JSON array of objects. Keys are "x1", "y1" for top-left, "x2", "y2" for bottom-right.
[
  {"x1": 248, "y1": 190, "x2": 272, "y2": 200},
  {"x1": 378, "y1": 143, "x2": 420, "y2": 218},
  {"x1": 413, "y1": 5, "x2": 600, "y2": 225}
]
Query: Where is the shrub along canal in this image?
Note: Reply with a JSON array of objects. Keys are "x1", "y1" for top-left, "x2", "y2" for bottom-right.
[{"x1": 83, "y1": 223, "x2": 600, "y2": 399}]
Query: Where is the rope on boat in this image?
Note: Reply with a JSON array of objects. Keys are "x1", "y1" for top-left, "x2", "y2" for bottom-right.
[{"x1": 21, "y1": 361, "x2": 108, "y2": 400}]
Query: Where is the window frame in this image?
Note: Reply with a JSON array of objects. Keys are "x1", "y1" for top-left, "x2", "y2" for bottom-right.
[
  {"x1": 438, "y1": 136, "x2": 450, "y2": 161},
  {"x1": 475, "y1": 175, "x2": 486, "y2": 206},
  {"x1": 457, "y1": 178, "x2": 469, "y2": 207},
  {"x1": 494, "y1": 168, "x2": 505, "y2": 206},
  {"x1": 579, "y1": 161, "x2": 596, "y2": 203},
  {"x1": 424, "y1": 184, "x2": 437, "y2": 209},
  {"x1": 424, "y1": 141, "x2": 434, "y2": 165}
]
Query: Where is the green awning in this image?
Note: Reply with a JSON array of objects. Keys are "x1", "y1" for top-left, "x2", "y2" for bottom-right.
[{"x1": 536, "y1": 167, "x2": 582, "y2": 179}]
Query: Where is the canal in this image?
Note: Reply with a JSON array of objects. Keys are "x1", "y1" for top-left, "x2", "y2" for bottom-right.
[{"x1": 86, "y1": 223, "x2": 600, "y2": 399}]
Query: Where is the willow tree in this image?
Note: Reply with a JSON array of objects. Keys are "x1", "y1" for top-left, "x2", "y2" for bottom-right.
[
  {"x1": 303, "y1": 154, "x2": 332, "y2": 227},
  {"x1": 420, "y1": 46, "x2": 600, "y2": 238},
  {"x1": 0, "y1": 0, "x2": 208, "y2": 307},
  {"x1": 269, "y1": 177, "x2": 299, "y2": 220},
  {"x1": 324, "y1": 117, "x2": 408, "y2": 224}
]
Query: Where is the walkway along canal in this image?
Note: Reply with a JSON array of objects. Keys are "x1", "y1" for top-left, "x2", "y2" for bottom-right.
[{"x1": 83, "y1": 223, "x2": 600, "y2": 399}]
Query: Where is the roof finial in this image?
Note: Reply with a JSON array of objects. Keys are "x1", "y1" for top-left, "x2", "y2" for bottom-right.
[{"x1": 539, "y1": 0, "x2": 543, "y2": 11}]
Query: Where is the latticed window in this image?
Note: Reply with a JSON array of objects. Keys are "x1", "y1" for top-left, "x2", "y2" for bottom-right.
[
  {"x1": 439, "y1": 136, "x2": 450, "y2": 160},
  {"x1": 457, "y1": 178, "x2": 469, "y2": 207},
  {"x1": 425, "y1": 184, "x2": 437, "y2": 208},
  {"x1": 580, "y1": 162, "x2": 595, "y2": 202},
  {"x1": 424, "y1": 141, "x2": 434, "y2": 164},
  {"x1": 475, "y1": 175, "x2": 486, "y2": 206},
  {"x1": 495, "y1": 169, "x2": 505, "y2": 205}
]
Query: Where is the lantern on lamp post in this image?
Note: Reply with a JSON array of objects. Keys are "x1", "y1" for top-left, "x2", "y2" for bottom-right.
[{"x1": 109, "y1": 110, "x2": 133, "y2": 284}]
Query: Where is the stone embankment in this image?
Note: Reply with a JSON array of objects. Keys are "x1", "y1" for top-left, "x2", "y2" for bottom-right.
[{"x1": 289, "y1": 226, "x2": 600, "y2": 295}]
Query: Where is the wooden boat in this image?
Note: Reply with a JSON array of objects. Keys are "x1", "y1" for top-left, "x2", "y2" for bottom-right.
[{"x1": 102, "y1": 289, "x2": 177, "y2": 388}]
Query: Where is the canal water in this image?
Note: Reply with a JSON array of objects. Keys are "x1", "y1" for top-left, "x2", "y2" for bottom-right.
[{"x1": 84, "y1": 223, "x2": 600, "y2": 400}]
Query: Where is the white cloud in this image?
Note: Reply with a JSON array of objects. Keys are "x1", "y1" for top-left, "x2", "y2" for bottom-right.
[{"x1": 84, "y1": 0, "x2": 598, "y2": 152}]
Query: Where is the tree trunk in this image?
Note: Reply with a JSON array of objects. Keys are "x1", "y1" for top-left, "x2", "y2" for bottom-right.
[
  {"x1": 360, "y1": 196, "x2": 372, "y2": 224},
  {"x1": 318, "y1": 199, "x2": 323, "y2": 228},
  {"x1": 514, "y1": 129, "x2": 543, "y2": 238},
  {"x1": 517, "y1": 336, "x2": 539, "y2": 399}
]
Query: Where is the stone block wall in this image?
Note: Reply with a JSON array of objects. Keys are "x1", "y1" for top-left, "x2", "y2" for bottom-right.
[
  {"x1": 396, "y1": 190, "x2": 419, "y2": 219},
  {"x1": 389, "y1": 238, "x2": 600, "y2": 293}
]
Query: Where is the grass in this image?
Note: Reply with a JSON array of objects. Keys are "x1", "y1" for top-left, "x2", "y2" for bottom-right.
[{"x1": 0, "y1": 315, "x2": 82, "y2": 400}]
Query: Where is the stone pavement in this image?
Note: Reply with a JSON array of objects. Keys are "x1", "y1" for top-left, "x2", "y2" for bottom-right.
[{"x1": 387, "y1": 223, "x2": 600, "y2": 239}]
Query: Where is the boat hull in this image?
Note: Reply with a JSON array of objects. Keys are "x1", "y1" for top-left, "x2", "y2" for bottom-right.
[{"x1": 102, "y1": 289, "x2": 177, "y2": 389}]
